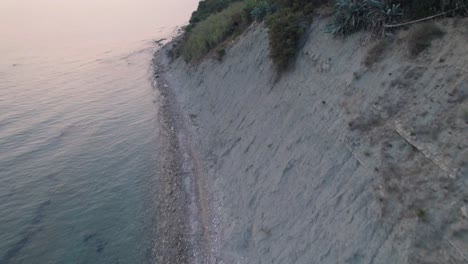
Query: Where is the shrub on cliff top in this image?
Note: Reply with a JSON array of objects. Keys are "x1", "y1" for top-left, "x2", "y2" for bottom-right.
[
  {"x1": 327, "y1": 0, "x2": 467, "y2": 37},
  {"x1": 265, "y1": 0, "x2": 329, "y2": 71},
  {"x1": 266, "y1": 9, "x2": 304, "y2": 70},
  {"x1": 189, "y1": 0, "x2": 239, "y2": 27},
  {"x1": 181, "y1": 1, "x2": 252, "y2": 61},
  {"x1": 250, "y1": 1, "x2": 274, "y2": 21},
  {"x1": 326, "y1": 0, "x2": 403, "y2": 36}
]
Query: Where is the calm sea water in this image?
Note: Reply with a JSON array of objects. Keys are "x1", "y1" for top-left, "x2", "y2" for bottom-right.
[{"x1": 0, "y1": 0, "x2": 198, "y2": 263}]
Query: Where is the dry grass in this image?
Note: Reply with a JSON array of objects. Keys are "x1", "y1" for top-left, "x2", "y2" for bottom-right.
[
  {"x1": 181, "y1": 2, "x2": 251, "y2": 62},
  {"x1": 407, "y1": 22, "x2": 445, "y2": 57},
  {"x1": 364, "y1": 39, "x2": 390, "y2": 67}
]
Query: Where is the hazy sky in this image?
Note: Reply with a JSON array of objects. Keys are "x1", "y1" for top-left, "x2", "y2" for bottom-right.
[{"x1": 0, "y1": 0, "x2": 199, "y2": 55}]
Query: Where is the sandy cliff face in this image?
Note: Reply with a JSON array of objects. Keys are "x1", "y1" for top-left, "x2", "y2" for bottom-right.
[{"x1": 155, "y1": 18, "x2": 468, "y2": 263}]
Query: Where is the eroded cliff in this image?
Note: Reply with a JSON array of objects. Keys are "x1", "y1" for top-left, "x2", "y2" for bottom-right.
[{"x1": 154, "y1": 18, "x2": 468, "y2": 263}]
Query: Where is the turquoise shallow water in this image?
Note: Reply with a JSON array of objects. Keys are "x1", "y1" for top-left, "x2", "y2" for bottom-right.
[
  {"x1": 0, "y1": 44, "x2": 162, "y2": 263},
  {"x1": 0, "y1": 0, "x2": 199, "y2": 263}
]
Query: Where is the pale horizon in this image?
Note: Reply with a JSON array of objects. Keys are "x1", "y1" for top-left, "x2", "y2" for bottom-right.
[{"x1": 0, "y1": 0, "x2": 199, "y2": 57}]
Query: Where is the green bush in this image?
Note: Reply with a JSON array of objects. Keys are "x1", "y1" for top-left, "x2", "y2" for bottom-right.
[
  {"x1": 181, "y1": 2, "x2": 252, "y2": 61},
  {"x1": 326, "y1": 0, "x2": 468, "y2": 37},
  {"x1": 264, "y1": 0, "x2": 329, "y2": 70},
  {"x1": 189, "y1": 0, "x2": 238, "y2": 26},
  {"x1": 266, "y1": 9, "x2": 304, "y2": 70},
  {"x1": 327, "y1": 0, "x2": 403, "y2": 36},
  {"x1": 250, "y1": 1, "x2": 274, "y2": 21}
]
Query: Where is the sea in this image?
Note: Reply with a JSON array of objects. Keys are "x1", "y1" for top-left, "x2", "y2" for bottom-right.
[{"x1": 0, "y1": 0, "x2": 198, "y2": 263}]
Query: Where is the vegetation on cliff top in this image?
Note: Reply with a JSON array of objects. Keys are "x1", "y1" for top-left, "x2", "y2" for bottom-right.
[
  {"x1": 181, "y1": 1, "x2": 252, "y2": 62},
  {"x1": 327, "y1": 0, "x2": 467, "y2": 36},
  {"x1": 266, "y1": 0, "x2": 328, "y2": 70},
  {"x1": 171, "y1": 0, "x2": 467, "y2": 70}
]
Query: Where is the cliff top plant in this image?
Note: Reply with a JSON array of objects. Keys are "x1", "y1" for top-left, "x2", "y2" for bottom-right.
[
  {"x1": 327, "y1": 0, "x2": 467, "y2": 36},
  {"x1": 174, "y1": 0, "x2": 275, "y2": 62},
  {"x1": 266, "y1": 9, "x2": 304, "y2": 70},
  {"x1": 174, "y1": 0, "x2": 331, "y2": 69},
  {"x1": 250, "y1": 1, "x2": 274, "y2": 21},
  {"x1": 173, "y1": 0, "x2": 467, "y2": 71},
  {"x1": 265, "y1": 0, "x2": 329, "y2": 71},
  {"x1": 326, "y1": 0, "x2": 403, "y2": 36},
  {"x1": 181, "y1": 1, "x2": 252, "y2": 62},
  {"x1": 188, "y1": 0, "x2": 240, "y2": 29}
]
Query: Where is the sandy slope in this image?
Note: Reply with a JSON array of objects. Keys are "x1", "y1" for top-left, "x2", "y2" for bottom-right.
[{"x1": 154, "y1": 17, "x2": 468, "y2": 263}]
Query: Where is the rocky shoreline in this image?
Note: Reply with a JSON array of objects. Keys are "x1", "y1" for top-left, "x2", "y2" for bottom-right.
[
  {"x1": 152, "y1": 60, "x2": 191, "y2": 263},
  {"x1": 152, "y1": 51, "x2": 218, "y2": 263}
]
